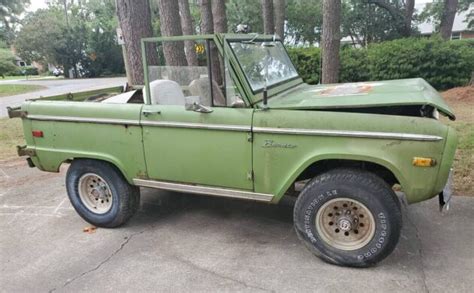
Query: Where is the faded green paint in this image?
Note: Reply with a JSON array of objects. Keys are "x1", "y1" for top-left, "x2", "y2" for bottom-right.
[
  {"x1": 260, "y1": 79, "x2": 455, "y2": 120},
  {"x1": 141, "y1": 105, "x2": 253, "y2": 189},
  {"x1": 21, "y1": 101, "x2": 147, "y2": 183},
  {"x1": 14, "y1": 34, "x2": 457, "y2": 205}
]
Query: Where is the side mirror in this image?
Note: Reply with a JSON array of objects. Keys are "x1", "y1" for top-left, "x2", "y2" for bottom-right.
[{"x1": 185, "y1": 96, "x2": 213, "y2": 113}]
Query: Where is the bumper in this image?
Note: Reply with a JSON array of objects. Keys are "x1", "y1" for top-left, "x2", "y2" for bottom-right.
[{"x1": 439, "y1": 168, "x2": 454, "y2": 211}]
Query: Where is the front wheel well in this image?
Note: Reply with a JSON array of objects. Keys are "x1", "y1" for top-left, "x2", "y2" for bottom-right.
[{"x1": 292, "y1": 159, "x2": 399, "y2": 192}]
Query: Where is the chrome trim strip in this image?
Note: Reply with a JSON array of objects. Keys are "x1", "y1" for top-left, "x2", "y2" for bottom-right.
[
  {"x1": 27, "y1": 114, "x2": 140, "y2": 126},
  {"x1": 141, "y1": 120, "x2": 251, "y2": 132},
  {"x1": 133, "y1": 179, "x2": 273, "y2": 202},
  {"x1": 26, "y1": 114, "x2": 442, "y2": 141},
  {"x1": 253, "y1": 127, "x2": 443, "y2": 141}
]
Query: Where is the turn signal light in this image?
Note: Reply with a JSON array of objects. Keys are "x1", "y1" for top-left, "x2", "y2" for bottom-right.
[
  {"x1": 32, "y1": 130, "x2": 44, "y2": 138},
  {"x1": 412, "y1": 157, "x2": 436, "y2": 167}
]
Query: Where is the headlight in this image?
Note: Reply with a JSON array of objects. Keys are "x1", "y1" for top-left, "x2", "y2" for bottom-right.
[{"x1": 432, "y1": 108, "x2": 440, "y2": 120}]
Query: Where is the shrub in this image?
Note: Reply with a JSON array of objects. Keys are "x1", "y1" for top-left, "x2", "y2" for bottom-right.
[
  {"x1": 15, "y1": 66, "x2": 39, "y2": 76},
  {"x1": 288, "y1": 47, "x2": 321, "y2": 84},
  {"x1": 287, "y1": 37, "x2": 474, "y2": 90},
  {"x1": 0, "y1": 48, "x2": 17, "y2": 78}
]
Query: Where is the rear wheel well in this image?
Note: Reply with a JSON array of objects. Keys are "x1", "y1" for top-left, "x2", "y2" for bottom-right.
[
  {"x1": 289, "y1": 159, "x2": 399, "y2": 195},
  {"x1": 61, "y1": 158, "x2": 129, "y2": 182}
]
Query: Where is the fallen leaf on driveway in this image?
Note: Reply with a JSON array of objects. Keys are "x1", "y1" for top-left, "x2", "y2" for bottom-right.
[{"x1": 83, "y1": 226, "x2": 97, "y2": 234}]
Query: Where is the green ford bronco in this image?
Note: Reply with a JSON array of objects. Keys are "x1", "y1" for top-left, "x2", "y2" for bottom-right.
[{"x1": 8, "y1": 34, "x2": 457, "y2": 267}]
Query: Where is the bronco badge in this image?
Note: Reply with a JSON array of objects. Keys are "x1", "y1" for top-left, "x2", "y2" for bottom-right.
[{"x1": 262, "y1": 140, "x2": 297, "y2": 149}]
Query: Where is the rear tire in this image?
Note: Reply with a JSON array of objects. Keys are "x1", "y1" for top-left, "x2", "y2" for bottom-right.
[
  {"x1": 66, "y1": 159, "x2": 140, "y2": 228},
  {"x1": 293, "y1": 168, "x2": 402, "y2": 267}
]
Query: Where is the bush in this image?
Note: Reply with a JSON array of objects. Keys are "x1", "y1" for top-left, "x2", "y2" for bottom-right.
[
  {"x1": 15, "y1": 66, "x2": 39, "y2": 76},
  {"x1": 288, "y1": 38, "x2": 474, "y2": 90},
  {"x1": 288, "y1": 47, "x2": 321, "y2": 84},
  {"x1": 0, "y1": 48, "x2": 17, "y2": 77}
]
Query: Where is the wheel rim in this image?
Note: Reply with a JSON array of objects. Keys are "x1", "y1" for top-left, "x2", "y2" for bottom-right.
[
  {"x1": 315, "y1": 197, "x2": 376, "y2": 251},
  {"x1": 78, "y1": 173, "x2": 113, "y2": 214}
]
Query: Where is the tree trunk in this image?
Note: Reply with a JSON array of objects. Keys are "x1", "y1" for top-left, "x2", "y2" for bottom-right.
[
  {"x1": 116, "y1": 0, "x2": 157, "y2": 85},
  {"x1": 200, "y1": 0, "x2": 214, "y2": 34},
  {"x1": 261, "y1": 0, "x2": 275, "y2": 34},
  {"x1": 212, "y1": 0, "x2": 228, "y2": 33},
  {"x1": 178, "y1": 0, "x2": 198, "y2": 66},
  {"x1": 200, "y1": 0, "x2": 223, "y2": 86},
  {"x1": 404, "y1": 0, "x2": 415, "y2": 36},
  {"x1": 158, "y1": 0, "x2": 187, "y2": 66},
  {"x1": 440, "y1": 0, "x2": 459, "y2": 40},
  {"x1": 274, "y1": 0, "x2": 285, "y2": 39},
  {"x1": 321, "y1": 0, "x2": 341, "y2": 84}
]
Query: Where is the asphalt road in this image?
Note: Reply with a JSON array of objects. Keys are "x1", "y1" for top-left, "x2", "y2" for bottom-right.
[
  {"x1": 0, "y1": 77, "x2": 127, "y2": 118},
  {"x1": 0, "y1": 158, "x2": 473, "y2": 292}
]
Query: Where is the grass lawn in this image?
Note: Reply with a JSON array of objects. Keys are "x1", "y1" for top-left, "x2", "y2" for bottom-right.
[
  {"x1": 0, "y1": 84, "x2": 46, "y2": 97},
  {"x1": 442, "y1": 86, "x2": 474, "y2": 196},
  {"x1": 0, "y1": 86, "x2": 472, "y2": 195},
  {"x1": 0, "y1": 118, "x2": 24, "y2": 160}
]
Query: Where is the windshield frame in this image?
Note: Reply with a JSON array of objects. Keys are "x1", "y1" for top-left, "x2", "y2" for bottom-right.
[{"x1": 224, "y1": 35, "x2": 303, "y2": 101}]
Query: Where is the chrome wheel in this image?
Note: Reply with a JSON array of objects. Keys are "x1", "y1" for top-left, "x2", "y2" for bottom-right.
[
  {"x1": 78, "y1": 173, "x2": 113, "y2": 214},
  {"x1": 315, "y1": 197, "x2": 375, "y2": 251}
]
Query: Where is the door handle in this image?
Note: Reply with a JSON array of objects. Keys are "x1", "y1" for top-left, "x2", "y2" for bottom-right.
[{"x1": 142, "y1": 110, "x2": 161, "y2": 117}]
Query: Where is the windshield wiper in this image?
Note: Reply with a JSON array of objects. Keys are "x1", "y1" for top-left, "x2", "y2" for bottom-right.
[{"x1": 241, "y1": 33, "x2": 259, "y2": 44}]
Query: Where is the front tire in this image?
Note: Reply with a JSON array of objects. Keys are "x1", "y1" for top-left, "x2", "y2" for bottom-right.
[
  {"x1": 66, "y1": 159, "x2": 140, "y2": 228},
  {"x1": 293, "y1": 168, "x2": 402, "y2": 267}
]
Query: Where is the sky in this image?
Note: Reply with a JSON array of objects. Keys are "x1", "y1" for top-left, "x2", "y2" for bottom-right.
[{"x1": 26, "y1": 0, "x2": 49, "y2": 12}]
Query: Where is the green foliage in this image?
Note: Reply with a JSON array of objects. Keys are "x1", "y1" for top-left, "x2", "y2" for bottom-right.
[
  {"x1": 342, "y1": 0, "x2": 414, "y2": 46},
  {"x1": 0, "y1": 48, "x2": 17, "y2": 77},
  {"x1": 15, "y1": 0, "x2": 124, "y2": 78},
  {"x1": 340, "y1": 47, "x2": 369, "y2": 82},
  {"x1": 286, "y1": 0, "x2": 322, "y2": 44},
  {"x1": 82, "y1": 0, "x2": 124, "y2": 77},
  {"x1": 368, "y1": 38, "x2": 474, "y2": 90},
  {"x1": 0, "y1": 0, "x2": 30, "y2": 44},
  {"x1": 14, "y1": 66, "x2": 38, "y2": 76},
  {"x1": 288, "y1": 38, "x2": 474, "y2": 90},
  {"x1": 418, "y1": 0, "x2": 474, "y2": 30},
  {"x1": 288, "y1": 47, "x2": 321, "y2": 84},
  {"x1": 227, "y1": 0, "x2": 263, "y2": 33}
]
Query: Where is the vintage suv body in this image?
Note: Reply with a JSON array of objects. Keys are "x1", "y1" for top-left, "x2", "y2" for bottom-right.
[{"x1": 8, "y1": 34, "x2": 457, "y2": 267}]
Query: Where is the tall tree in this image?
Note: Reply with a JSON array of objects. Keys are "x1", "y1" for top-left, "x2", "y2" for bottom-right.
[
  {"x1": 199, "y1": 0, "x2": 222, "y2": 85},
  {"x1": 212, "y1": 0, "x2": 228, "y2": 33},
  {"x1": 274, "y1": 0, "x2": 286, "y2": 39},
  {"x1": 367, "y1": 0, "x2": 414, "y2": 37},
  {"x1": 178, "y1": 0, "x2": 198, "y2": 66},
  {"x1": 440, "y1": 0, "x2": 459, "y2": 40},
  {"x1": 261, "y1": 0, "x2": 275, "y2": 34},
  {"x1": 0, "y1": 0, "x2": 30, "y2": 44},
  {"x1": 286, "y1": 0, "x2": 322, "y2": 45},
  {"x1": 116, "y1": 0, "x2": 157, "y2": 85},
  {"x1": 321, "y1": 0, "x2": 341, "y2": 83},
  {"x1": 227, "y1": 0, "x2": 263, "y2": 33},
  {"x1": 405, "y1": 0, "x2": 415, "y2": 34},
  {"x1": 200, "y1": 0, "x2": 214, "y2": 34},
  {"x1": 157, "y1": 0, "x2": 187, "y2": 67}
]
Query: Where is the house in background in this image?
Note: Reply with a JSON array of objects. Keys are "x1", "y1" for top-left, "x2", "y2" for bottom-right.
[{"x1": 417, "y1": 8, "x2": 474, "y2": 40}]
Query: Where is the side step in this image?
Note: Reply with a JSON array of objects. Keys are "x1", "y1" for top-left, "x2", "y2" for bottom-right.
[{"x1": 133, "y1": 179, "x2": 274, "y2": 202}]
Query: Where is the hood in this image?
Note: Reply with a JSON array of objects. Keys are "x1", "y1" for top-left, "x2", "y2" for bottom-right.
[{"x1": 263, "y1": 78, "x2": 456, "y2": 120}]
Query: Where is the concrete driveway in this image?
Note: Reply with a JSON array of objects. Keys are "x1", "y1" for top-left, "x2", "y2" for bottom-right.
[
  {"x1": 0, "y1": 77, "x2": 126, "y2": 118},
  {"x1": 0, "y1": 158, "x2": 473, "y2": 292}
]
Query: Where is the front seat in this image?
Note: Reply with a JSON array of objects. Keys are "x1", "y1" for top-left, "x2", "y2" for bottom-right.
[
  {"x1": 188, "y1": 77, "x2": 226, "y2": 106},
  {"x1": 146, "y1": 79, "x2": 185, "y2": 105}
]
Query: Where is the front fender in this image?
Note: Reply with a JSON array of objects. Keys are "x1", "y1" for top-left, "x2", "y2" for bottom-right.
[{"x1": 272, "y1": 153, "x2": 409, "y2": 203}]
